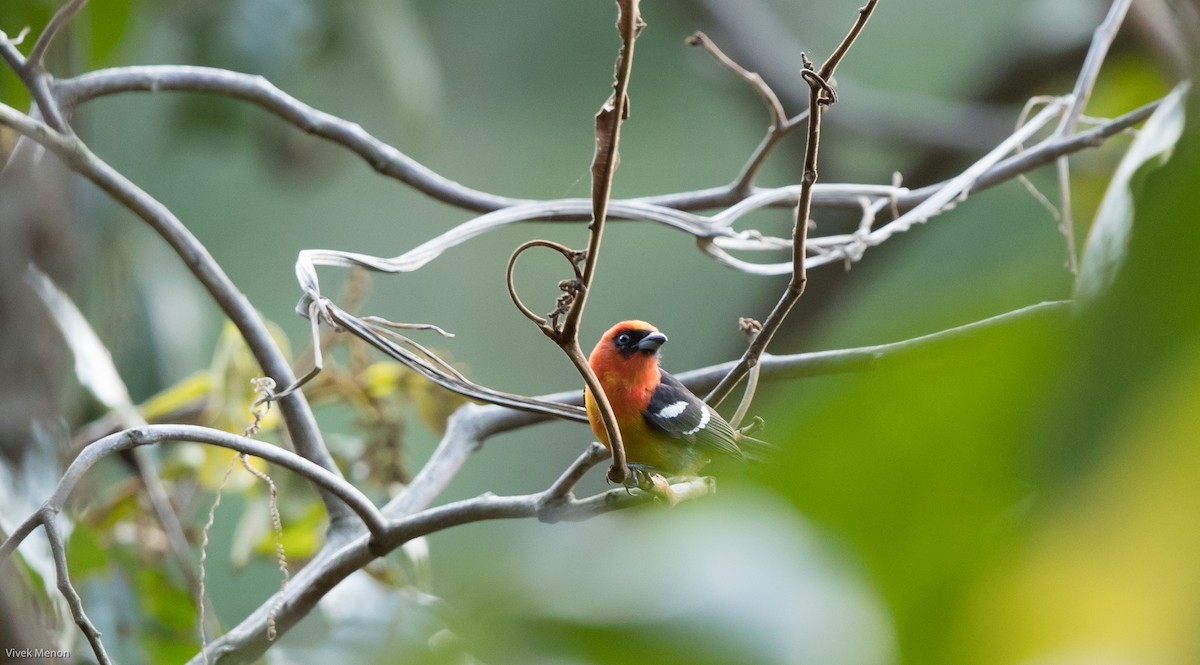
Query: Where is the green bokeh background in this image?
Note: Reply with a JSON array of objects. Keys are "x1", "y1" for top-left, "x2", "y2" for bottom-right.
[{"x1": 2, "y1": 0, "x2": 1197, "y2": 664}]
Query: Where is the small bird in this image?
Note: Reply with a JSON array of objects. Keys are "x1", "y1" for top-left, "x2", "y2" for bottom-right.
[{"x1": 585, "y1": 320, "x2": 762, "y2": 479}]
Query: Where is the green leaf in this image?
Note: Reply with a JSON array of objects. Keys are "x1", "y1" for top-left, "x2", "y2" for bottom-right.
[
  {"x1": 66, "y1": 523, "x2": 108, "y2": 579},
  {"x1": 1075, "y1": 83, "x2": 1189, "y2": 302},
  {"x1": 135, "y1": 567, "x2": 198, "y2": 630},
  {"x1": 85, "y1": 0, "x2": 137, "y2": 65},
  {"x1": 234, "y1": 494, "x2": 325, "y2": 568},
  {"x1": 254, "y1": 499, "x2": 324, "y2": 560}
]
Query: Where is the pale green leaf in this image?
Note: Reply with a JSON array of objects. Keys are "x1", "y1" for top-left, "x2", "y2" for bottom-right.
[{"x1": 1075, "y1": 83, "x2": 1189, "y2": 302}]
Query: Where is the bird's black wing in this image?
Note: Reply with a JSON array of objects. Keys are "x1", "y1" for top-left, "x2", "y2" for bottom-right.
[{"x1": 643, "y1": 371, "x2": 743, "y2": 459}]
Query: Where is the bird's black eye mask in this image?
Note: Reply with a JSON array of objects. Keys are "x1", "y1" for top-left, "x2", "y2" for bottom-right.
[{"x1": 611, "y1": 328, "x2": 665, "y2": 357}]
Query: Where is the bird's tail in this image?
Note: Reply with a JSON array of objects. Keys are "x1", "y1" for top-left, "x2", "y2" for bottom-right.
[{"x1": 733, "y1": 431, "x2": 774, "y2": 461}]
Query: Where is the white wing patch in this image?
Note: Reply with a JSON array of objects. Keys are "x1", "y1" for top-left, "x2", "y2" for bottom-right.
[
  {"x1": 683, "y1": 406, "x2": 711, "y2": 436},
  {"x1": 655, "y1": 400, "x2": 689, "y2": 419}
]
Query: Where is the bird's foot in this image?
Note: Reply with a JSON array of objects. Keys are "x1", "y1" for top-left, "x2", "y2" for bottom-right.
[
  {"x1": 622, "y1": 464, "x2": 679, "y2": 505},
  {"x1": 622, "y1": 463, "x2": 656, "y2": 491}
]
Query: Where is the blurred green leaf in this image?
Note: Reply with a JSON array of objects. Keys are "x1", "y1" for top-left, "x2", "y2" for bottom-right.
[
  {"x1": 140, "y1": 625, "x2": 202, "y2": 665},
  {"x1": 66, "y1": 523, "x2": 108, "y2": 579},
  {"x1": 90, "y1": 486, "x2": 142, "y2": 531},
  {"x1": 80, "y1": 570, "x2": 146, "y2": 664},
  {"x1": 759, "y1": 312, "x2": 1066, "y2": 665},
  {"x1": 233, "y1": 490, "x2": 324, "y2": 568},
  {"x1": 1075, "y1": 82, "x2": 1188, "y2": 302},
  {"x1": 80, "y1": 544, "x2": 197, "y2": 664},
  {"x1": 136, "y1": 567, "x2": 196, "y2": 630},
  {"x1": 85, "y1": 0, "x2": 137, "y2": 64},
  {"x1": 135, "y1": 565, "x2": 201, "y2": 664},
  {"x1": 1047, "y1": 87, "x2": 1200, "y2": 471},
  {"x1": 949, "y1": 342, "x2": 1200, "y2": 665},
  {"x1": 253, "y1": 497, "x2": 325, "y2": 561}
]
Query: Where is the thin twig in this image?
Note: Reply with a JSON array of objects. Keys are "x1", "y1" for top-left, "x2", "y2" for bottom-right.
[
  {"x1": 565, "y1": 345, "x2": 626, "y2": 482},
  {"x1": 237, "y1": 384, "x2": 290, "y2": 642},
  {"x1": 819, "y1": 1, "x2": 876, "y2": 81},
  {"x1": 836, "y1": 99, "x2": 1069, "y2": 255},
  {"x1": 729, "y1": 317, "x2": 762, "y2": 429},
  {"x1": 237, "y1": 455, "x2": 289, "y2": 641},
  {"x1": 539, "y1": 442, "x2": 610, "y2": 508},
  {"x1": 687, "y1": 31, "x2": 786, "y2": 128},
  {"x1": 706, "y1": 0, "x2": 879, "y2": 406},
  {"x1": 901, "y1": 98, "x2": 1158, "y2": 210},
  {"x1": 1060, "y1": 0, "x2": 1135, "y2": 138},
  {"x1": 28, "y1": 0, "x2": 90, "y2": 69},
  {"x1": 1052, "y1": 0, "x2": 1134, "y2": 275},
  {"x1": 563, "y1": 0, "x2": 643, "y2": 343},
  {"x1": 393, "y1": 300, "x2": 1075, "y2": 437},
  {"x1": 729, "y1": 362, "x2": 760, "y2": 430},
  {"x1": 361, "y1": 324, "x2": 469, "y2": 382},
  {"x1": 708, "y1": 94, "x2": 1090, "y2": 276},
  {"x1": 685, "y1": 30, "x2": 809, "y2": 196},
  {"x1": 45, "y1": 514, "x2": 112, "y2": 664},
  {"x1": 132, "y1": 452, "x2": 205, "y2": 598},
  {"x1": 731, "y1": 110, "x2": 808, "y2": 195}
]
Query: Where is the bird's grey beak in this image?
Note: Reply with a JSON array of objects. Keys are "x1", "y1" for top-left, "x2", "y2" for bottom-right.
[{"x1": 637, "y1": 332, "x2": 668, "y2": 352}]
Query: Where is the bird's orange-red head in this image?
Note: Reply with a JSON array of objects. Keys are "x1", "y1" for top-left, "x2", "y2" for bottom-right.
[
  {"x1": 586, "y1": 321, "x2": 669, "y2": 448},
  {"x1": 588, "y1": 320, "x2": 668, "y2": 386}
]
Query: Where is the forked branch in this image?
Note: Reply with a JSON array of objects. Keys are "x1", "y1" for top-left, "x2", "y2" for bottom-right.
[{"x1": 706, "y1": 0, "x2": 879, "y2": 406}]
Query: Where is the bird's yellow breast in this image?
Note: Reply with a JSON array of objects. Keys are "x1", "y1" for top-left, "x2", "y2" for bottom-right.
[{"x1": 585, "y1": 381, "x2": 709, "y2": 475}]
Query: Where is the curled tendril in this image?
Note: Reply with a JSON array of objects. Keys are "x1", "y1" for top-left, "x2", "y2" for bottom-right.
[
  {"x1": 506, "y1": 239, "x2": 587, "y2": 338},
  {"x1": 800, "y1": 66, "x2": 838, "y2": 106}
]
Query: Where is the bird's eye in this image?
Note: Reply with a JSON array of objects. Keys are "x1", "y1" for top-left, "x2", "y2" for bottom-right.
[{"x1": 616, "y1": 333, "x2": 632, "y2": 346}]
